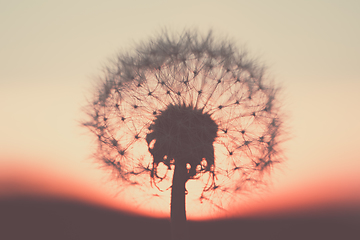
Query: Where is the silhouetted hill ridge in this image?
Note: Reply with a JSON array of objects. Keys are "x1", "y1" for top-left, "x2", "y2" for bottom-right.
[{"x1": 1, "y1": 195, "x2": 359, "y2": 240}]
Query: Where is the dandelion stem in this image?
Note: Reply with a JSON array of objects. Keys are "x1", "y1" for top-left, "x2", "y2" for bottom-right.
[{"x1": 171, "y1": 161, "x2": 188, "y2": 240}]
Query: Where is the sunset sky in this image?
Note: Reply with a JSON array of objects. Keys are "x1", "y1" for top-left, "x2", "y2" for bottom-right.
[{"x1": 1, "y1": 0, "x2": 359, "y2": 220}]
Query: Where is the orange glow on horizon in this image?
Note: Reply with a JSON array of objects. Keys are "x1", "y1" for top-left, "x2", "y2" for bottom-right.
[
  {"x1": 229, "y1": 176, "x2": 360, "y2": 219},
  {"x1": 0, "y1": 166, "x2": 144, "y2": 217},
  {"x1": 1, "y1": 163, "x2": 359, "y2": 221}
]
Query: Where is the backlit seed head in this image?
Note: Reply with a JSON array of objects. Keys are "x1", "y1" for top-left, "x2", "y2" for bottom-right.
[{"x1": 82, "y1": 29, "x2": 285, "y2": 208}]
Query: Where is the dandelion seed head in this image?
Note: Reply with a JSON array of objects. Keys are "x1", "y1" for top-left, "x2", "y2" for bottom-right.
[{"x1": 82, "y1": 29, "x2": 285, "y2": 213}]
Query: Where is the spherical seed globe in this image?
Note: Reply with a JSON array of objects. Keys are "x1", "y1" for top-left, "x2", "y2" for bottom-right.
[{"x1": 82, "y1": 29, "x2": 285, "y2": 216}]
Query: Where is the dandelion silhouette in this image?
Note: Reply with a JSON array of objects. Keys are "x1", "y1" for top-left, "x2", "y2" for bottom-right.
[{"x1": 82, "y1": 29, "x2": 284, "y2": 240}]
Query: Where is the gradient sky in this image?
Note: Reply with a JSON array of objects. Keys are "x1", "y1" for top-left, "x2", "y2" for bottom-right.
[{"x1": 1, "y1": 0, "x2": 359, "y2": 219}]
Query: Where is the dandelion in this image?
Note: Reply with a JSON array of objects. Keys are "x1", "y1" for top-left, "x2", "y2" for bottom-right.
[{"x1": 82, "y1": 29, "x2": 285, "y2": 240}]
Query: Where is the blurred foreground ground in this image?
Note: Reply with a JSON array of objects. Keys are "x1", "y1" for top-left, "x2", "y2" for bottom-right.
[{"x1": 1, "y1": 195, "x2": 359, "y2": 240}]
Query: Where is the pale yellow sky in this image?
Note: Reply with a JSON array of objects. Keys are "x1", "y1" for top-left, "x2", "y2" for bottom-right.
[{"x1": 1, "y1": 0, "x2": 359, "y2": 218}]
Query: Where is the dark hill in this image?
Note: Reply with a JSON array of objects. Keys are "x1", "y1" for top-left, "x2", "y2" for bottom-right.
[{"x1": 1, "y1": 195, "x2": 359, "y2": 240}]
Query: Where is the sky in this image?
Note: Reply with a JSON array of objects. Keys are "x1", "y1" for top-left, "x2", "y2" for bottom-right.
[{"x1": 1, "y1": 0, "x2": 360, "y2": 220}]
